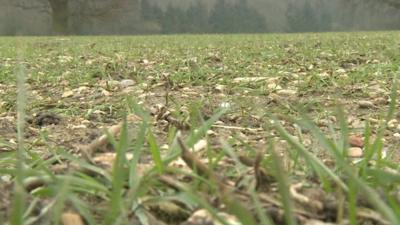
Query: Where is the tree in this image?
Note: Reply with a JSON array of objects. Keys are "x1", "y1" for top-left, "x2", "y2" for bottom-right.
[
  {"x1": 48, "y1": 0, "x2": 69, "y2": 34},
  {"x1": 185, "y1": 1, "x2": 209, "y2": 33},
  {"x1": 209, "y1": 0, "x2": 232, "y2": 33},
  {"x1": 286, "y1": 0, "x2": 320, "y2": 32},
  {"x1": 318, "y1": 2, "x2": 332, "y2": 31},
  {"x1": 161, "y1": 4, "x2": 185, "y2": 33},
  {"x1": 141, "y1": 0, "x2": 163, "y2": 22},
  {"x1": 209, "y1": 0, "x2": 266, "y2": 33},
  {"x1": 335, "y1": 0, "x2": 400, "y2": 30},
  {"x1": 47, "y1": 0, "x2": 138, "y2": 35},
  {"x1": 234, "y1": 0, "x2": 267, "y2": 33},
  {"x1": 368, "y1": 0, "x2": 400, "y2": 9}
]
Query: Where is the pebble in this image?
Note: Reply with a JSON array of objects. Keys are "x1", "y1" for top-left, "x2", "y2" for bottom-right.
[
  {"x1": 120, "y1": 79, "x2": 135, "y2": 88},
  {"x1": 219, "y1": 102, "x2": 232, "y2": 109},
  {"x1": 232, "y1": 77, "x2": 268, "y2": 83},
  {"x1": 76, "y1": 86, "x2": 89, "y2": 93},
  {"x1": 336, "y1": 68, "x2": 346, "y2": 73},
  {"x1": 206, "y1": 130, "x2": 216, "y2": 136},
  {"x1": 349, "y1": 135, "x2": 364, "y2": 148},
  {"x1": 347, "y1": 147, "x2": 363, "y2": 158},
  {"x1": 71, "y1": 124, "x2": 87, "y2": 129},
  {"x1": 358, "y1": 100, "x2": 374, "y2": 109},
  {"x1": 393, "y1": 133, "x2": 400, "y2": 141},
  {"x1": 160, "y1": 144, "x2": 169, "y2": 151},
  {"x1": 267, "y1": 83, "x2": 282, "y2": 90},
  {"x1": 61, "y1": 90, "x2": 74, "y2": 98},
  {"x1": 214, "y1": 84, "x2": 226, "y2": 93},
  {"x1": 276, "y1": 89, "x2": 297, "y2": 96},
  {"x1": 387, "y1": 119, "x2": 398, "y2": 129},
  {"x1": 122, "y1": 86, "x2": 138, "y2": 94},
  {"x1": 101, "y1": 89, "x2": 111, "y2": 96},
  {"x1": 192, "y1": 139, "x2": 207, "y2": 152}
]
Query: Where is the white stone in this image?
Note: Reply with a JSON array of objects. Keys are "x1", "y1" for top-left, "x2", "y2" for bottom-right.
[
  {"x1": 277, "y1": 89, "x2": 297, "y2": 96},
  {"x1": 120, "y1": 79, "x2": 135, "y2": 88}
]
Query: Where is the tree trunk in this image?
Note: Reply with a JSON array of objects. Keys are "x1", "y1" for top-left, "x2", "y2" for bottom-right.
[{"x1": 48, "y1": 0, "x2": 69, "y2": 34}]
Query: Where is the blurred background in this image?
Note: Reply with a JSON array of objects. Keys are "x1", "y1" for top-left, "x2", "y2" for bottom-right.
[{"x1": 1, "y1": 0, "x2": 399, "y2": 35}]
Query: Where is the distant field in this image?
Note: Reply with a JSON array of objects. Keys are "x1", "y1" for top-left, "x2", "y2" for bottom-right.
[{"x1": 1, "y1": 32, "x2": 400, "y2": 225}]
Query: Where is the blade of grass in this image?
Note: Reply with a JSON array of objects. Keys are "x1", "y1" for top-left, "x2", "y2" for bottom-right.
[
  {"x1": 250, "y1": 190, "x2": 276, "y2": 225},
  {"x1": 59, "y1": 174, "x2": 109, "y2": 195},
  {"x1": 129, "y1": 121, "x2": 148, "y2": 187},
  {"x1": 56, "y1": 148, "x2": 112, "y2": 181},
  {"x1": 184, "y1": 189, "x2": 232, "y2": 225},
  {"x1": 365, "y1": 168, "x2": 400, "y2": 184},
  {"x1": 369, "y1": 73, "x2": 397, "y2": 167},
  {"x1": 272, "y1": 118, "x2": 347, "y2": 191},
  {"x1": 147, "y1": 129, "x2": 164, "y2": 173},
  {"x1": 52, "y1": 176, "x2": 72, "y2": 225},
  {"x1": 222, "y1": 195, "x2": 258, "y2": 225},
  {"x1": 269, "y1": 142, "x2": 297, "y2": 225},
  {"x1": 360, "y1": 120, "x2": 372, "y2": 178},
  {"x1": 70, "y1": 195, "x2": 96, "y2": 225},
  {"x1": 11, "y1": 48, "x2": 28, "y2": 225},
  {"x1": 336, "y1": 107, "x2": 349, "y2": 157},
  {"x1": 106, "y1": 117, "x2": 129, "y2": 224},
  {"x1": 163, "y1": 107, "x2": 228, "y2": 164},
  {"x1": 348, "y1": 179, "x2": 358, "y2": 225},
  {"x1": 187, "y1": 108, "x2": 228, "y2": 147},
  {"x1": 296, "y1": 115, "x2": 400, "y2": 224}
]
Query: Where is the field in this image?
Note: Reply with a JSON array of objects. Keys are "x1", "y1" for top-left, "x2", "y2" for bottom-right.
[{"x1": 1, "y1": 32, "x2": 400, "y2": 225}]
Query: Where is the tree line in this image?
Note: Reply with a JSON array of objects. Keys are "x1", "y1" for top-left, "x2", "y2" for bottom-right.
[
  {"x1": 141, "y1": 0, "x2": 335, "y2": 34},
  {"x1": 1, "y1": 0, "x2": 400, "y2": 35},
  {"x1": 141, "y1": 0, "x2": 267, "y2": 34}
]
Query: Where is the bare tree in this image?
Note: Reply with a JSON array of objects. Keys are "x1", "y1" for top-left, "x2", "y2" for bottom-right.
[
  {"x1": 343, "y1": 0, "x2": 400, "y2": 9},
  {"x1": 378, "y1": 0, "x2": 400, "y2": 9},
  {"x1": 48, "y1": 0, "x2": 69, "y2": 34},
  {"x1": 48, "y1": 0, "x2": 130, "y2": 35}
]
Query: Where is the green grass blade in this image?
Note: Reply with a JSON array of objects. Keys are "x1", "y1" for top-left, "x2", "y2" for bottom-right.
[
  {"x1": 163, "y1": 107, "x2": 228, "y2": 165},
  {"x1": 294, "y1": 115, "x2": 400, "y2": 224},
  {"x1": 348, "y1": 179, "x2": 357, "y2": 225},
  {"x1": 147, "y1": 130, "x2": 164, "y2": 173},
  {"x1": 129, "y1": 121, "x2": 148, "y2": 187},
  {"x1": 51, "y1": 176, "x2": 72, "y2": 225},
  {"x1": 11, "y1": 50, "x2": 28, "y2": 225},
  {"x1": 269, "y1": 142, "x2": 297, "y2": 225},
  {"x1": 250, "y1": 190, "x2": 275, "y2": 225},
  {"x1": 223, "y1": 196, "x2": 258, "y2": 225},
  {"x1": 70, "y1": 195, "x2": 96, "y2": 225},
  {"x1": 106, "y1": 117, "x2": 129, "y2": 224},
  {"x1": 273, "y1": 118, "x2": 347, "y2": 191},
  {"x1": 187, "y1": 108, "x2": 228, "y2": 147},
  {"x1": 55, "y1": 148, "x2": 112, "y2": 181},
  {"x1": 336, "y1": 107, "x2": 349, "y2": 156}
]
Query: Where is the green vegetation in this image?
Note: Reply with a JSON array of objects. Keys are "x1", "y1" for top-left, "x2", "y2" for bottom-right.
[
  {"x1": 142, "y1": 0, "x2": 267, "y2": 33},
  {"x1": 0, "y1": 32, "x2": 400, "y2": 224}
]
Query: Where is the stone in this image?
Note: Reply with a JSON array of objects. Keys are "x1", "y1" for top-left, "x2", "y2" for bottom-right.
[
  {"x1": 232, "y1": 77, "x2": 268, "y2": 83},
  {"x1": 62, "y1": 90, "x2": 74, "y2": 98},
  {"x1": 120, "y1": 79, "x2": 135, "y2": 88},
  {"x1": 358, "y1": 100, "x2": 374, "y2": 109},
  {"x1": 349, "y1": 135, "x2": 364, "y2": 148},
  {"x1": 214, "y1": 84, "x2": 226, "y2": 93},
  {"x1": 347, "y1": 147, "x2": 363, "y2": 158},
  {"x1": 387, "y1": 119, "x2": 398, "y2": 129},
  {"x1": 277, "y1": 89, "x2": 297, "y2": 96}
]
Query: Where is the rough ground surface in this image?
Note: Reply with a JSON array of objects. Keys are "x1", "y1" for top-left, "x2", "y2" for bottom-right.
[{"x1": 0, "y1": 33, "x2": 400, "y2": 225}]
